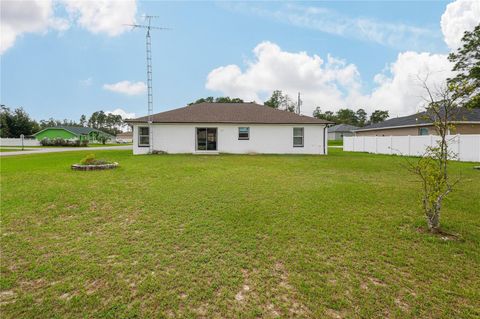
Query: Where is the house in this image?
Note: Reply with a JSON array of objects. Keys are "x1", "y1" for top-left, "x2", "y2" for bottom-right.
[
  {"x1": 33, "y1": 126, "x2": 115, "y2": 142},
  {"x1": 115, "y1": 131, "x2": 133, "y2": 143},
  {"x1": 126, "y1": 102, "x2": 332, "y2": 155},
  {"x1": 354, "y1": 107, "x2": 480, "y2": 136},
  {"x1": 328, "y1": 124, "x2": 358, "y2": 140}
]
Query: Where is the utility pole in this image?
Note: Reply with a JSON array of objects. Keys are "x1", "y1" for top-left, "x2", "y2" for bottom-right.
[
  {"x1": 297, "y1": 92, "x2": 302, "y2": 115},
  {"x1": 126, "y1": 16, "x2": 169, "y2": 153}
]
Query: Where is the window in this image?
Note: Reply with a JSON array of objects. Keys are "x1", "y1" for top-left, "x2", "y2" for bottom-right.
[
  {"x1": 138, "y1": 126, "x2": 149, "y2": 147},
  {"x1": 419, "y1": 127, "x2": 429, "y2": 136},
  {"x1": 238, "y1": 127, "x2": 249, "y2": 140},
  {"x1": 293, "y1": 127, "x2": 304, "y2": 147}
]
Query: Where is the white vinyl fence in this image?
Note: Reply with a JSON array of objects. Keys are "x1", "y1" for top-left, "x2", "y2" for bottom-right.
[
  {"x1": 0, "y1": 138, "x2": 41, "y2": 147},
  {"x1": 344, "y1": 135, "x2": 480, "y2": 162}
]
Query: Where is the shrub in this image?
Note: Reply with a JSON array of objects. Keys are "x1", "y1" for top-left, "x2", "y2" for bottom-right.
[
  {"x1": 40, "y1": 138, "x2": 89, "y2": 147},
  {"x1": 80, "y1": 154, "x2": 96, "y2": 165},
  {"x1": 79, "y1": 154, "x2": 113, "y2": 166}
]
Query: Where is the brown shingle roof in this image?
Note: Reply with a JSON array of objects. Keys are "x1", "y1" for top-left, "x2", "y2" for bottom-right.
[{"x1": 126, "y1": 102, "x2": 332, "y2": 124}]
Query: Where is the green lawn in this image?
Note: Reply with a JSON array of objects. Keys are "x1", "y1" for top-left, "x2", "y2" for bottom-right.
[
  {"x1": 1, "y1": 149, "x2": 479, "y2": 318},
  {"x1": 0, "y1": 148, "x2": 24, "y2": 153},
  {"x1": 328, "y1": 140, "x2": 343, "y2": 146}
]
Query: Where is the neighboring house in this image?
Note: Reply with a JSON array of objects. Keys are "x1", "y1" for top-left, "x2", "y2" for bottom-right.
[
  {"x1": 126, "y1": 102, "x2": 332, "y2": 155},
  {"x1": 33, "y1": 126, "x2": 114, "y2": 142},
  {"x1": 355, "y1": 107, "x2": 480, "y2": 136},
  {"x1": 116, "y1": 131, "x2": 133, "y2": 143},
  {"x1": 328, "y1": 124, "x2": 358, "y2": 140}
]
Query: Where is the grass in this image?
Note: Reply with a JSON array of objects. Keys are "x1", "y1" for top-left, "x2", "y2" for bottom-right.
[
  {"x1": 1, "y1": 149, "x2": 479, "y2": 318},
  {"x1": 0, "y1": 148, "x2": 28, "y2": 153},
  {"x1": 328, "y1": 140, "x2": 343, "y2": 146}
]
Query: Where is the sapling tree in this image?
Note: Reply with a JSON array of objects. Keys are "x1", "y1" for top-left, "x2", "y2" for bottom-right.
[{"x1": 409, "y1": 77, "x2": 462, "y2": 233}]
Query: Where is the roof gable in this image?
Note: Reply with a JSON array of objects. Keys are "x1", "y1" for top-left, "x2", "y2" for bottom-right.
[
  {"x1": 328, "y1": 124, "x2": 359, "y2": 133},
  {"x1": 34, "y1": 126, "x2": 114, "y2": 137},
  {"x1": 127, "y1": 102, "x2": 332, "y2": 124}
]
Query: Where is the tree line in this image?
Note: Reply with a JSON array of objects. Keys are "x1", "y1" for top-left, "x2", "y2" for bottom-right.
[
  {"x1": 312, "y1": 108, "x2": 389, "y2": 127},
  {"x1": 0, "y1": 106, "x2": 126, "y2": 138}
]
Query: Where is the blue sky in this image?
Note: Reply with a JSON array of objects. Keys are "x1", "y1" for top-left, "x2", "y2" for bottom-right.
[{"x1": 1, "y1": 0, "x2": 478, "y2": 121}]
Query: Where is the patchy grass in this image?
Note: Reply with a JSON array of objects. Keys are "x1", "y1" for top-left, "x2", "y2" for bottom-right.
[{"x1": 1, "y1": 149, "x2": 479, "y2": 318}]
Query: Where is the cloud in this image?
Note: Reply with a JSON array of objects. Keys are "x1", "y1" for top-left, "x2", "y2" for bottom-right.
[
  {"x1": 367, "y1": 52, "x2": 453, "y2": 115},
  {"x1": 0, "y1": 0, "x2": 137, "y2": 54},
  {"x1": 0, "y1": 0, "x2": 69, "y2": 54},
  {"x1": 440, "y1": 0, "x2": 480, "y2": 50},
  {"x1": 106, "y1": 108, "x2": 136, "y2": 119},
  {"x1": 206, "y1": 41, "x2": 361, "y2": 113},
  {"x1": 222, "y1": 2, "x2": 440, "y2": 50},
  {"x1": 103, "y1": 81, "x2": 147, "y2": 96},
  {"x1": 62, "y1": 0, "x2": 137, "y2": 36},
  {"x1": 206, "y1": 42, "x2": 453, "y2": 116}
]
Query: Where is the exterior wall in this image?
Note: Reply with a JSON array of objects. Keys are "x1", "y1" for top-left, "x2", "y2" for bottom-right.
[
  {"x1": 328, "y1": 131, "x2": 354, "y2": 140},
  {"x1": 35, "y1": 129, "x2": 77, "y2": 140},
  {"x1": 453, "y1": 123, "x2": 480, "y2": 134},
  {"x1": 132, "y1": 123, "x2": 327, "y2": 155}
]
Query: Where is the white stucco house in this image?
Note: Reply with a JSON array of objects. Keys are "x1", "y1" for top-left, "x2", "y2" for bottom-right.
[{"x1": 126, "y1": 102, "x2": 332, "y2": 155}]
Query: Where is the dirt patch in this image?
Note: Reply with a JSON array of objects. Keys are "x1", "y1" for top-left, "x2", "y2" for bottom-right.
[
  {"x1": 325, "y1": 308, "x2": 345, "y2": 318},
  {"x1": 369, "y1": 277, "x2": 386, "y2": 287},
  {"x1": 416, "y1": 226, "x2": 461, "y2": 241},
  {"x1": 270, "y1": 262, "x2": 311, "y2": 317},
  {"x1": 0, "y1": 290, "x2": 17, "y2": 305},
  {"x1": 85, "y1": 279, "x2": 105, "y2": 295}
]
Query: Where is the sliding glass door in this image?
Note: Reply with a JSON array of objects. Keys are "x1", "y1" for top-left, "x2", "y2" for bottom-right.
[{"x1": 196, "y1": 128, "x2": 217, "y2": 151}]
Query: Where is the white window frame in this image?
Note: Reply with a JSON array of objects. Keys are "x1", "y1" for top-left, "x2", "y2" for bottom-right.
[
  {"x1": 238, "y1": 127, "x2": 250, "y2": 140},
  {"x1": 138, "y1": 126, "x2": 150, "y2": 147},
  {"x1": 293, "y1": 127, "x2": 304, "y2": 147}
]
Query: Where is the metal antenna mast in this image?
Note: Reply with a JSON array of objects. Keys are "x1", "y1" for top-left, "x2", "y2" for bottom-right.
[
  {"x1": 297, "y1": 92, "x2": 302, "y2": 115},
  {"x1": 126, "y1": 16, "x2": 169, "y2": 153}
]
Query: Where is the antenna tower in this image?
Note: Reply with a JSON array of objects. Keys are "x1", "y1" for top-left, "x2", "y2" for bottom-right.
[
  {"x1": 297, "y1": 92, "x2": 302, "y2": 115},
  {"x1": 126, "y1": 16, "x2": 169, "y2": 153}
]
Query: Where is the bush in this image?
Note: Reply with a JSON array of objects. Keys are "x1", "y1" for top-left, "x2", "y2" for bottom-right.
[
  {"x1": 79, "y1": 154, "x2": 113, "y2": 166},
  {"x1": 40, "y1": 138, "x2": 89, "y2": 147}
]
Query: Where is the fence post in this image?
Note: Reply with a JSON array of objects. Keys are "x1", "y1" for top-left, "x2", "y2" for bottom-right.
[
  {"x1": 375, "y1": 136, "x2": 378, "y2": 153},
  {"x1": 407, "y1": 135, "x2": 410, "y2": 156},
  {"x1": 390, "y1": 136, "x2": 393, "y2": 154},
  {"x1": 457, "y1": 134, "x2": 460, "y2": 161}
]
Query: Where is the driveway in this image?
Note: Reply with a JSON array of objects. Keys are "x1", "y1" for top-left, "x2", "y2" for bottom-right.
[{"x1": 0, "y1": 145, "x2": 132, "y2": 157}]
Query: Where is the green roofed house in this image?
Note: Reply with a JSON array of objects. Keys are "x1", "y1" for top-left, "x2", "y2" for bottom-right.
[{"x1": 33, "y1": 126, "x2": 114, "y2": 143}]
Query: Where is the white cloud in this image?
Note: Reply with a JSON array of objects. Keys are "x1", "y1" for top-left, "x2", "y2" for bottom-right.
[
  {"x1": 441, "y1": 0, "x2": 480, "y2": 50},
  {"x1": 0, "y1": 0, "x2": 137, "y2": 54},
  {"x1": 206, "y1": 41, "x2": 361, "y2": 114},
  {"x1": 106, "y1": 108, "x2": 136, "y2": 119},
  {"x1": 222, "y1": 2, "x2": 440, "y2": 50},
  {"x1": 103, "y1": 80, "x2": 147, "y2": 96},
  {"x1": 0, "y1": 0, "x2": 69, "y2": 54},
  {"x1": 206, "y1": 42, "x2": 454, "y2": 116},
  {"x1": 208, "y1": 0, "x2": 480, "y2": 116},
  {"x1": 62, "y1": 0, "x2": 137, "y2": 36},
  {"x1": 366, "y1": 52, "x2": 453, "y2": 115}
]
